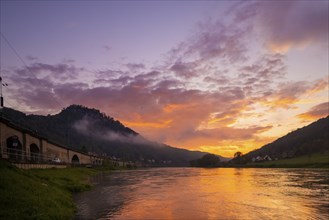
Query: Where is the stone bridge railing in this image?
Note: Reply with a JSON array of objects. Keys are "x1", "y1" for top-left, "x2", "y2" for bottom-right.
[{"x1": 0, "y1": 117, "x2": 104, "y2": 166}]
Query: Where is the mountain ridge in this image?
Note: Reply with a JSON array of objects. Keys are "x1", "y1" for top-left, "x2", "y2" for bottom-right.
[
  {"x1": 0, "y1": 105, "x2": 228, "y2": 166},
  {"x1": 232, "y1": 116, "x2": 329, "y2": 163}
]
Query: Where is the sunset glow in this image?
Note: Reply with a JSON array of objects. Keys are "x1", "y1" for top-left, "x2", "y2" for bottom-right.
[{"x1": 1, "y1": 1, "x2": 328, "y2": 157}]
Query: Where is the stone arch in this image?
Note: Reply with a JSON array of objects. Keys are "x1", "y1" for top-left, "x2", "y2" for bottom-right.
[
  {"x1": 30, "y1": 144, "x2": 40, "y2": 162},
  {"x1": 71, "y1": 154, "x2": 80, "y2": 164},
  {"x1": 6, "y1": 135, "x2": 23, "y2": 161}
]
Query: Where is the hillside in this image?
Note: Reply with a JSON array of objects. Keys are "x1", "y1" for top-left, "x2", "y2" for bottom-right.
[
  {"x1": 0, "y1": 105, "x2": 226, "y2": 166},
  {"x1": 232, "y1": 116, "x2": 329, "y2": 164}
]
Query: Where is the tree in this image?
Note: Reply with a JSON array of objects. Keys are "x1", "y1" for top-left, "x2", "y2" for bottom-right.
[
  {"x1": 190, "y1": 153, "x2": 221, "y2": 167},
  {"x1": 234, "y1": 151, "x2": 243, "y2": 158},
  {"x1": 232, "y1": 151, "x2": 245, "y2": 165},
  {"x1": 80, "y1": 145, "x2": 87, "y2": 153}
]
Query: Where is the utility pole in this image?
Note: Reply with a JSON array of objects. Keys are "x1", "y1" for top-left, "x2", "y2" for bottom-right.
[
  {"x1": 0, "y1": 76, "x2": 8, "y2": 157},
  {"x1": 0, "y1": 77, "x2": 8, "y2": 107}
]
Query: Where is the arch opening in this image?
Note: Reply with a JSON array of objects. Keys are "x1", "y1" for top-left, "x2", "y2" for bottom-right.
[
  {"x1": 30, "y1": 144, "x2": 40, "y2": 162},
  {"x1": 71, "y1": 154, "x2": 80, "y2": 164},
  {"x1": 6, "y1": 136, "x2": 23, "y2": 161}
]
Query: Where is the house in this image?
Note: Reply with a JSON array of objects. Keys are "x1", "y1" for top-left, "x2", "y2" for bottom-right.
[
  {"x1": 252, "y1": 156, "x2": 263, "y2": 162},
  {"x1": 252, "y1": 155, "x2": 272, "y2": 162},
  {"x1": 263, "y1": 155, "x2": 272, "y2": 161}
]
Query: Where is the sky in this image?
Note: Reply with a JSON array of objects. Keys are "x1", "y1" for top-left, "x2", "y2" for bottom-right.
[{"x1": 0, "y1": 1, "x2": 328, "y2": 157}]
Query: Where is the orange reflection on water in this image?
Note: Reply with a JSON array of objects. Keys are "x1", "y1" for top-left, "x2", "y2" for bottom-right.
[{"x1": 75, "y1": 168, "x2": 329, "y2": 220}]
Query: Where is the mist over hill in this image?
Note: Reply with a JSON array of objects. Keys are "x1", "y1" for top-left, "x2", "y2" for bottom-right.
[{"x1": 1, "y1": 105, "x2": 228, "y2": 166}]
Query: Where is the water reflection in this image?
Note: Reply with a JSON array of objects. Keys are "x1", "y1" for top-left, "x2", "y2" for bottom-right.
[{"x1": 74, "y1": 168, "x2": 329, "y2": 220}]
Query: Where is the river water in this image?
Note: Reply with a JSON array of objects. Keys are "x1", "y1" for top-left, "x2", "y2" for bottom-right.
[{"x1": 74, "y1": 168, "x2": 329, "y2": 220}]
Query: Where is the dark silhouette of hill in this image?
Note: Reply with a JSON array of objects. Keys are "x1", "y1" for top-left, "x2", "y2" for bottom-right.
[
  {"x1": 232, "y1": 116, "x2": 329, "y2": 163},
  {"x1": 0, "y1": 105, "x2": 227, "y2": 166}
]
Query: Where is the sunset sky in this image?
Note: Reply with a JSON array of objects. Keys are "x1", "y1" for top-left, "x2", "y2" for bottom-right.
[{"x1": 1, "y1": 1, "x2": 328, "y2": 157}]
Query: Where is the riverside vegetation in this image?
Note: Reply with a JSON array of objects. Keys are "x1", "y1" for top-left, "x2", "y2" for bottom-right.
[
  {"x1": 243, "y1": 151, "x2": 329, "y2": 168},
  {"x1": 0, "y1": 159, "x2": 118, "y2": 220}
]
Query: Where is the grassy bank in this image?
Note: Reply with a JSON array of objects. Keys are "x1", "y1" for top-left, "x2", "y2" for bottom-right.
[
  {"x1": 0, "y1": 159, "x2": 105, "y2": 220},
  {"x1": 243, "y1": 152, "x2": 329, "y2": 168}
]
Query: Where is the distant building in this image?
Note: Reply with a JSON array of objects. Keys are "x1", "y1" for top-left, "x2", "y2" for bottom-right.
[
  {"x1": 263, "y1": 155, "x2": 272, "y2": 161},
  {"x1": 252, "y1": 155, "x2": 272, "y2": 162}
]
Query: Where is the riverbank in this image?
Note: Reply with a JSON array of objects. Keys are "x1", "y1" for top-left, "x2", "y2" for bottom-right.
[
  {"x1": 231, "y1": 152, "x2": 329, "y2": 168},
  {"x1": 0, "y1": 159, "x2": 115, "y2": 220}
]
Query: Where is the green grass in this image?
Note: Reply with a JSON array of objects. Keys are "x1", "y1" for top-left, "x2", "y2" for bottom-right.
[
  {"x1": 245, "y1": 152, "x2": 329, "y2": 168},
  {"x1": 0, "y1": 160, "x2": 101, "y2": 220}
]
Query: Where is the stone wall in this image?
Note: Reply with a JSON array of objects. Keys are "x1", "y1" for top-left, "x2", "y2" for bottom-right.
[{"x1": 0, "y1": 119, "x2": 101, "y2": 165}]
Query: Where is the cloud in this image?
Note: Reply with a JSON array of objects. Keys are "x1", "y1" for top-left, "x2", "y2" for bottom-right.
[
  {"x1": 255, "y1": 1, "x2": 329, "y2": 52},
  {"x1": 167, "y1": 124, "x2": 273, "y2": 157},
  {"x1": 169, "y1": 17, "x2": 249, "y2": 64},
  {"x1": 228, "y1": 1, "x2": 328, "y2": 53},
  {"x1": 170, "y1": 61, "x2": 199, "y2": 79},
  {"x1": 191, "y1": 125, "x2": 272, "y2": 142},
  {"x1": 239, "y1": 53, "x2": 286, "y2": 81},
  {"x1": 153, "y1": 79, "x2": 182, "y2": 90},
  {"x1": 259, "y1": 78, "x2": 328, "y2": 109},
  {"x1": 15, "y1": 62, "x2": 83, "y2": 81},
  {"x1": 95, "y1": 69, "x2": 126, "y2": 79},
  {"x1": 30, "y1": 74, "x2": 252, "y2": 147},
  {"x1": 26, "y1": 55, "x2": 38, "y2": 61},
  {"x1": 103, "y1": 45, "x2": 112, "y2": 51},
  {"x1": 125, "y1": 63, "x2": 145, "y2": 71},
  {"x1": 203, "y1": 74, "x2": 229, "y2": 86},
  {"x1": 7, "y1": 73, "x2": 58, "y2": 111},
  {"x1": 4, "y1": 1, "x2": 327, "y2": 157},
  {"x1": 298, "y1": 102, "x2": 329, "y2": 121},
  {"x1": 5, "y1": 47, "x2": 312, "y2": 154},
  {"x1": 6, "y1": 63, "x2": 89, "y2": 113}
]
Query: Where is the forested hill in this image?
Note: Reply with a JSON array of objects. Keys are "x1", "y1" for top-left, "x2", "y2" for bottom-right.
[
  {"x1": 234, "y1": 116, "x2": 329, "y2": 163},
  {"x1": 0, "y1": 105, "x2": 224, "y2": 166}
]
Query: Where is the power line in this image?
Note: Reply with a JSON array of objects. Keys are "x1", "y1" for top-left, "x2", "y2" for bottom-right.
[
  {"x1": 0, "y1": 32, "x2": 76, "y2": 150},
  {"x1": 3, "y1": 98, "x2": 19, "y2": 110},
  {"x1": 0, "y1": 32, "x2": 64, "y2": 110}
]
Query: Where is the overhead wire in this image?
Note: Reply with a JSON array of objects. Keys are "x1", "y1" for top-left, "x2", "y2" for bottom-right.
[
  {"x1": 0, "y1": 31, "x2": 71, "y2": 144},
  {"x1": 0, "y1": 32, "x2": 92, "y2": 153},
  {"x1": 0, "y1": 32, "x2": 64, "y2": 110}
]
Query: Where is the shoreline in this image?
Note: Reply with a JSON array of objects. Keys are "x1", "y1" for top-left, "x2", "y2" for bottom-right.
[
  {"x1": 1, "y1": 159, "x2": 328, "y2": 219},
  {"x1": 0, "y1": 159, "x2": 116, "y2": 220}
]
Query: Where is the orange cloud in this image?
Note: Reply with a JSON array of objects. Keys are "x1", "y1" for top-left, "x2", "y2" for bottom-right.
[
  {"x1": 258, "y1": 79, "x2": 328, "y2": 110},
  {"x1": 163, "y1": 103, "x2": 196, "y2": 113},
  {"x1": 268, "y1": 42, "x2": 293, "y2": 54},
  {"x1": 267, "y1": 39, "x2": 313, "y2": 54},
  {"x1": 307, "y1": 78, "x2": 328, "y2": 95},
  {"x1": 298, "y1": 102, "x2": 329, "y2": 121},
  {"x1": 180, "y1": 135, "x2": 276, "y2": 158},
  {"x1": 122, "y1": 119, "x2": 173, "y2": 129}
]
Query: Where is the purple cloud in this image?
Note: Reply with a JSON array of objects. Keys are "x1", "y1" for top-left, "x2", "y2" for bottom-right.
[
  {"x1": 170, "y1": 61, "x2": 199, "y2": 79},
  {"x1": 26, "y1": 55, "x2": 38, "y2": 61},
  {"x1": 125, "y1": 63, "x2": 145, "y2": 71},
  {"x1": 102, "y1": 45, "x2": 112, "y2": 51},
  {"x1": 15, "y1": 62, "x2": 83, "y2": 81},
  {"x1": 256, "y1": 1, "x2": 329, "y2": 51}
]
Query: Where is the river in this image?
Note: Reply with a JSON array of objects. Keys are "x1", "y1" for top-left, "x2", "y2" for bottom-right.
[{"x1": 74, "y1": 168, "x2": 329, "y2": 220}]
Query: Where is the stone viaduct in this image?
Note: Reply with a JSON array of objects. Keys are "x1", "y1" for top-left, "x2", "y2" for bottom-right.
[{"x1": 0, "y1": 117, "x2": 103, "y2": 166}]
